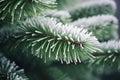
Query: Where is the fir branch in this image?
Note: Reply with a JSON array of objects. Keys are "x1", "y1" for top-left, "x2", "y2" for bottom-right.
[
  {"x1": 71, "y1": 15, "x2": 118, "y2": 41},
  {"x1": 0, "y1": 55, "x2": 28, "y2": 80},
  {"x1": 69, "y1": 0, "x2": 116, "y2": 20},
  {"x1": 0, "y1": 0, "x2": 56, "y2": 23},
  {"x1": 15, "y1": 16, "x2": 100, "y2": 64}
]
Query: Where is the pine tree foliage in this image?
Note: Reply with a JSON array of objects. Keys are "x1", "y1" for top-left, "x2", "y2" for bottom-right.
[
  {"x1": 98, "y1": 40, "x2": 120, "y2": 54},
  {"x1": 44, "y1": 9, "x2": 71, "y2": 23},
  {"x1": 69, "y1": 0, "x2": 116, "y2": 20},
  {"x1": 0, "y1": 55, "x2": 28, "y2": 80},
  {"x1": 71, "y1": 15, "x2": 118, "y2": 41},
  {"x1": 0, "y1": 0, "x2": 119, "y2": 80},
  {"x1": 15, "y1": 16, "x2": 100, "y2": 64},
  {"x1": 92, "y1": 40, "x2": 120, "y2": 70},
  {"x1": 0, "y1": 0, "x2": 56, "y2": 23},
  {"x1": 56, "y1": 0, "x2": 81, "y2": 9}
]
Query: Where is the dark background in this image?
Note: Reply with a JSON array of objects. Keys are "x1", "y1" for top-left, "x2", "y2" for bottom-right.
[{"x1": 115, "y1": 0, "x2": 120, "y2": 36}]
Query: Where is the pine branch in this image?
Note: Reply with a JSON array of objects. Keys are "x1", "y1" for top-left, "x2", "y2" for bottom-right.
[
  {"x1": 14, "y1": 16, "x2": 100, "y2": 64},
  {"x1": 69, "y1": 0, "x2": 116, "y2": 20},
  {"x1": 44, "y1": 9, "x2": 71, "y2": 23},
  {"x1": 91, "y1": 40, "x2": 120, "y2": 70},
  {"x1": 0, "y1": 54, "x2": 28, "y2": 80},
  {"x1": 71, "y1": 15, "x2": 118, "y2": 41},
  {"x1": 0, "y1": 0, "x2": 56, "y2": 23},
  {"x1": 56, "y1": 0, "x2": 79, "y2": 9},
  {"x1": 93, "y1": 40, "x2": 120, "y2": 57},
  {"x1": 96, "y1": 40, "x2": 120, "y2": 55}
]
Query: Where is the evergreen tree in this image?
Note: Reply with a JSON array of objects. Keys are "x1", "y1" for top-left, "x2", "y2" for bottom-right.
[{"x1": 0, "y1": 0, "x2": 119, "y2": 80}]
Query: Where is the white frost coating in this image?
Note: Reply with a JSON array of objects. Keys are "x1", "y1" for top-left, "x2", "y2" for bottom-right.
[
  {"x1": 47, "y1": 10, "x2": 70, "y2": 18},
  {"x1": 32, "y1": 0, "x2": 56, "y2": 3},
  {"x1": 54, "y1": 10, "x2": 71, "y2": 19},
  {"x1": 44, "y1": 10, "x2": 71, "y2": 21},
  {"x1": 71, "y1": 0, "x2": 116, "y2": 11},
  {"x1": 71, "y1": 15, "x2": 118, "y2": 29},
  {"x1": 99, "y1": 40, "x2": 120, "y2": 53},
  {"x1": 25, "y1": 16, "x2": 97, "y2": 45}
]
